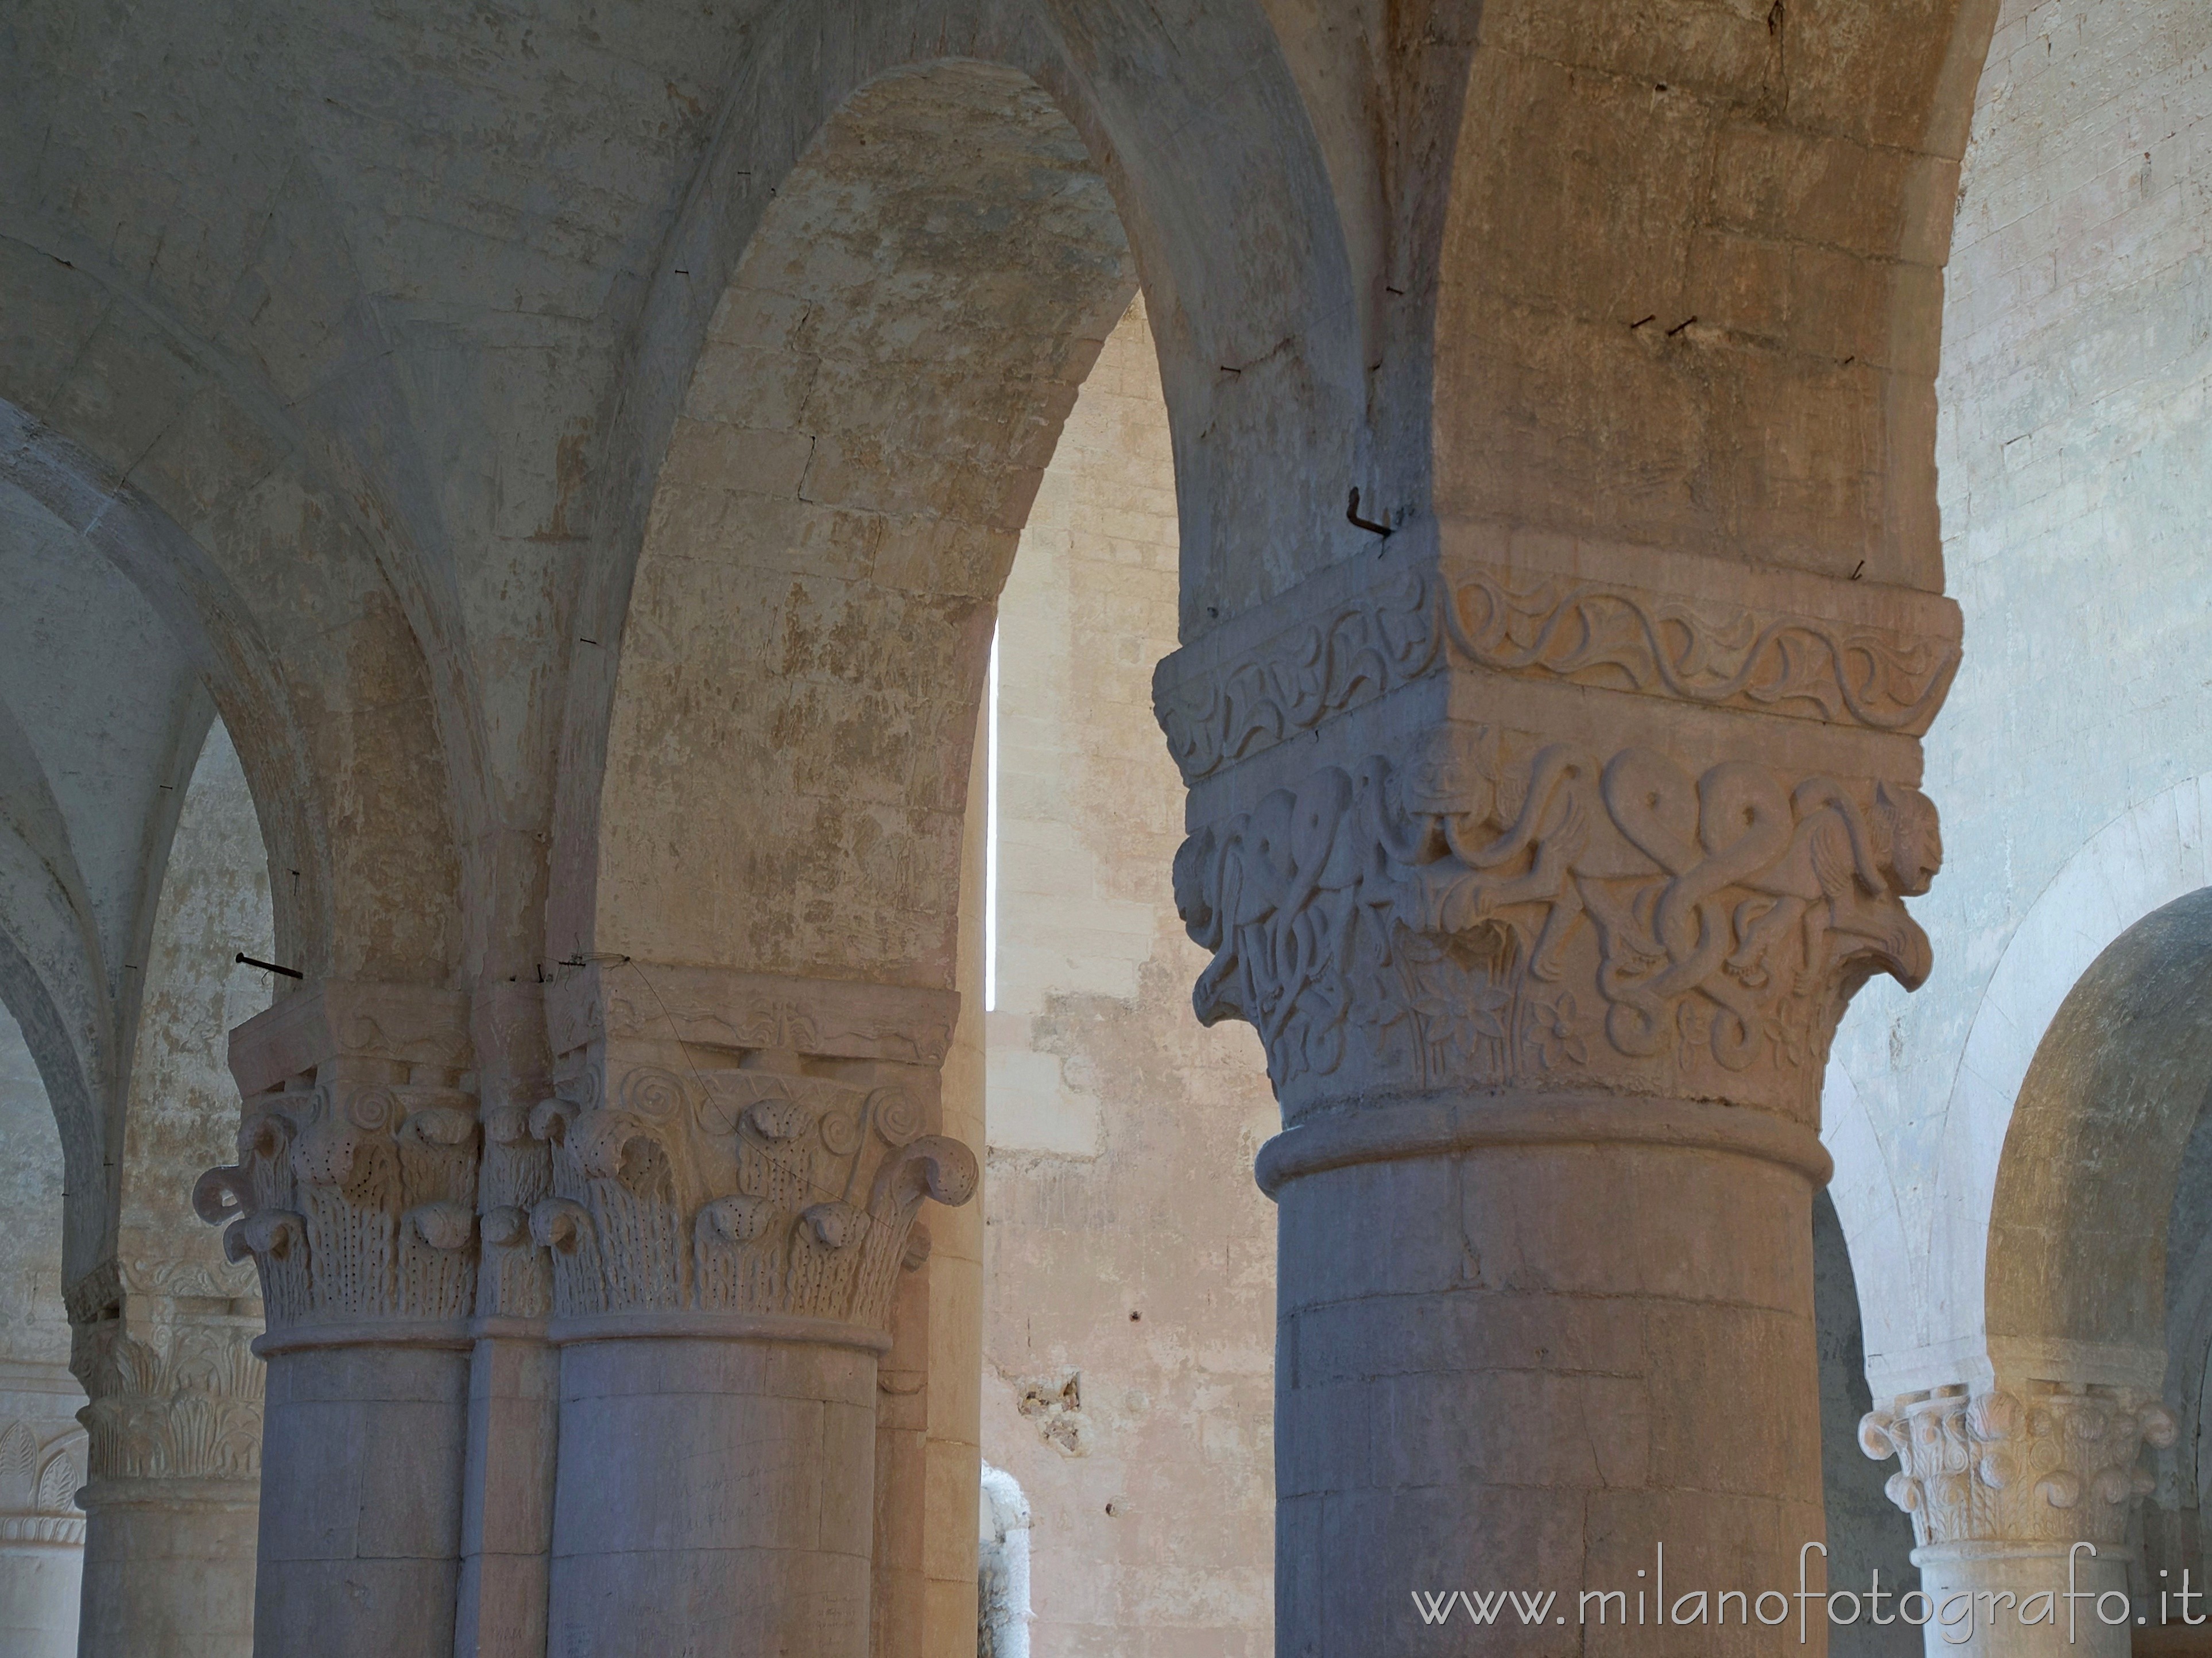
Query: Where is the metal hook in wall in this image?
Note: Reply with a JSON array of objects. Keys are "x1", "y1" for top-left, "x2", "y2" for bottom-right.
[{"x1": 1346, "y1": 487, "x2": 1392, "y2": 539}]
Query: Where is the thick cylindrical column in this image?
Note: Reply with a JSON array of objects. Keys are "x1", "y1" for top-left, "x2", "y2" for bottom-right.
[
  {"x1": 1151, "y1": 528, "x2": 1961, "y2": 1656},
  {"x1": 1268, "y1": 1098, "x2": 1828, "y2": 1653},
  {"x1": 253, "y1": 1342, "x2": 470, "y2": 1656},
  {"x1": 547, "y1": 1324, "x2": 882, "y2": 1651},
  {"x1": 76, "y1": 1478, "x2": 257, "y2": 1656}
]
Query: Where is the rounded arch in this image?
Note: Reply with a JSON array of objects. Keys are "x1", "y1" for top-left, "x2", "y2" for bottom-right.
[
  {"x1": 0, "y1": 397, "x2": 459, "y2": 986},
  {"x1": 572, "y1": 57, "x2": 1144, "y2": 983},
  {"x1": 1981, "y1": 887, "x2": 2212, "y2": 1389},
  {"x1": 553, "y1": 5, "x2": 1369, "y2": 969},
  {"x1": 1893, "y1": 777, "x2": 2212, "y2": 1393},
  {"x1": 1428, "y1": 0, "x2": 1999, "y2": 587}
]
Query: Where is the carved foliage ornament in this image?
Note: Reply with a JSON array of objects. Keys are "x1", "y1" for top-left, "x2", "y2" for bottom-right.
[
  {"x1": 195, "y1": 1073, "x2": 481, "y2": 1329},
  {"x1": 0, "y1": 1419, "x2": 83, "y2": 1544},
  {"x1": 1155, "y1": 564, "x2": 1961, "y2": 784},
  {"x1": 493, "y1": 1060, "x2": 975, "y2": 1332},
  {"x1": 1174, "y1": 733, "x2": 1940, "y2": 1105},
  {"x1": 71, "y1": 1316, "x2": 262, "y2": 1484},
  {"x1": 1861, "y1": 1386, "x2": 2176, "y2": 1548}
]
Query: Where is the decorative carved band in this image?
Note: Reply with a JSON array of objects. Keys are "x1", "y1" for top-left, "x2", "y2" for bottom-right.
[
  {"x1": 1175, "y1": 726, "x2": 1940, "y2": 1111},
  {"x1": 1861, "y1": 1384, "x2": 2175, "y2": 1549},
  {"x1": 199, "y1": 983, "x2": 481, "y2": 1337},
  {"x1": 1154, "y1": 536, "x2": 1962, "y2": 785}
]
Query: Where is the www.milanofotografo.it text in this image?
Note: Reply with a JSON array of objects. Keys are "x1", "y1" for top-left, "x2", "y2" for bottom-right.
[{"x1": 1411, "y1": 1543, "x2": 2211, "y2": 1643}]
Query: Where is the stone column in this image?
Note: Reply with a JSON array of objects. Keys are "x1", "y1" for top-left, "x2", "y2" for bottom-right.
[
  {"x1": 1860, "y1": 1384, "x2": 2175, "y2": 1656},
  {"x1": 196, "y1": 982, "x2": 481, "y2": 1657},
  {"x1": 67, "y1": 1260, "x2": 260, "y2": 1656},
  {"x1": 1153, "y1": 528, "x2": 1959, "y2": 1655},
  {"x1": 0, "y1": 1370, "x2": 85, "y2": 1658},
  {"x1": 531, "y1": 964, "x2": 977, "y2": 1656}
]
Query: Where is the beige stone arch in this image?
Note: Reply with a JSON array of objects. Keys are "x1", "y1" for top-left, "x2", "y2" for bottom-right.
[
  {"x1": 1981, "y1": 888, "x2": 2212, "y2": 1390},
  {"x1": 1430, "y1": 0, "x2": 1998, "y2": 586},
  {"x1": 553, "y1": 4, "x2": 1374, "y2": 973},
  {"x1": 578, "y1": 58, "x2": 1142, "y2": 985},
  {"x1": 0, "y1": 308, "x2": 466, "y2": 986}
]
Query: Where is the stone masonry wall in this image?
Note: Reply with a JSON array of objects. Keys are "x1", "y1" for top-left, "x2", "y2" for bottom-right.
[{"x1": 982, "y1": 297, "x2": 1278, "y2": 1657}]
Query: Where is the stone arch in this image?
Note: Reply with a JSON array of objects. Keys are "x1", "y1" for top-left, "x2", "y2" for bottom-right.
[
  {"x1": 0, "y1": 301, "x2": 464, "y2": 985},
  {"x1": 1893, "y1": 777, "x2": 2212, "y2": 1392},
  {"x1": 1429, "y1": 0, "x2": 1998, "y2": 587},
  {"x1": 575, "y1": 58, "x2": 1142, "y2": 985},
  {"x1": 552, "y1": 6, "x2": 1371, "y2": 962},
  {"x1": 1980, "y1": 888, "x2": 2212, "y2": 1389}
]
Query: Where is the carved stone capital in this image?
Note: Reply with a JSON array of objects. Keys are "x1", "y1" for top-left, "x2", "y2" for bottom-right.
[
  {"x1": 66, "y1": 1258, "x2": 262, "y2": 1488},
  {"x1": 0, "y1": 1415, "x2": 84, "y2": 1545},
  {"x1": 503, "y1": 964, "x2": 975, "y2": 1336},
  {"x1": 1860, "y1": 1383, "x2": 2176, "y2": 1549},
  {"x1": 198, "y1": 982, "x2": 480, "y2": 1338},
  {"x1": 1160, "y1": 528, "x2": 1954, "y2": 1117}
]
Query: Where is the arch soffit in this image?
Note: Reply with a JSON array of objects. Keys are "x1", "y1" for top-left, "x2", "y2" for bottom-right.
[
  {"x1": 554, "y1": 3, "x2": 1366, "y2": 970},
  {"x1": 582, "y1": 58, "x2": 1141, "y2": 988},
  {"x1": 1907, "y1": 776, "x2": 2212, "y2": 1392},
  {"x1": 1981, "y1": 888, "x2": 2212, "y2": 1388},
  {"x1": 1428, "y1": 0, "x2": 1999, "y2": 588},
  {"x1": 0, "y1": 381, "x2": 456, "y2": 982}
]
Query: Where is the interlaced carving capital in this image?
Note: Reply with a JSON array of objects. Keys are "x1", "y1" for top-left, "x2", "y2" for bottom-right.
[
  {"x1": 1163, "y1": 533, "x2": 1954, "y2": 1117},
  {"x1": 1861, "y1": 1384, "x2": 2176, "y2": 1549},
  {"x1": 1175, "y1": 726, "x2": 1939, "y2": 1113}
]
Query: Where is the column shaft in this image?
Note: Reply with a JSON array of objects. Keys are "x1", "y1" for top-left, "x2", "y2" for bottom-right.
[
  {"x1": 77, "y1": 1480, "x2": 256, "y2": 1657},
  {"x1": 1273, "y1": 1105, "x2": 1826, "y2": 1654},
  {"x1": 253, "y1": 1343, "x2": 470, "y2": 1657},
  {"x1": 547, "y1": 1330, "x2": 880, "y2": 1652}
]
